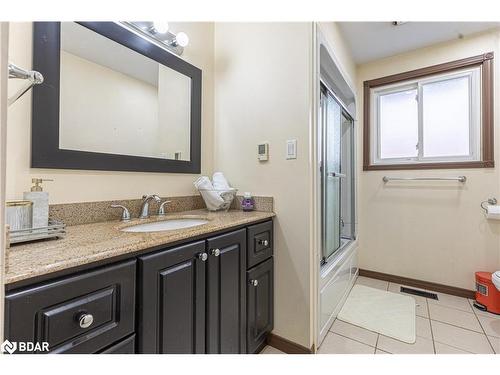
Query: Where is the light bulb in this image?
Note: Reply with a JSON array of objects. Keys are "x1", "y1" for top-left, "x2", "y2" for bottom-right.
[
  {"x1": 175, "y1": 32, "x2": 189, "y2": 47},
  {"x1": 153, "y1": 21, "x2": 169, "y2": 34}
]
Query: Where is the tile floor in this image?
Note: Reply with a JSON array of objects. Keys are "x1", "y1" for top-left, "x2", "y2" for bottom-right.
[
  {"x1": 261, "y1": 276, "x2": 500, "y2": 354},
  {"x1": 318, "y1": 276, "x2": 500, "y2": 354}
]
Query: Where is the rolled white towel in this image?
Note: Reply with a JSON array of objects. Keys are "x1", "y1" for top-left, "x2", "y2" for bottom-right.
[
  {"x1": 193, "y1": 175, "x2": 212, "y2": 190},
  {"x1": 194, "y1": 176, "x2": 225, "y2": 210},
  {"x1": 212, "y1": 172, "x2": 231, "y2": 190}
]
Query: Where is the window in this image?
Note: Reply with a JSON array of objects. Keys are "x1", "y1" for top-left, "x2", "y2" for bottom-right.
[
  {"x1": 363, "y1": 53, "x2": 494, "y2": 170},
  {"x1": 373, "y1": 68, "x2": 479, "y2": 164}
]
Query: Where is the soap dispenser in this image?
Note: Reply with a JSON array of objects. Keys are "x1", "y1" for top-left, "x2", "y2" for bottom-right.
[{"x1": 23, "y1": 178, "x2": 52, "y2": 228}]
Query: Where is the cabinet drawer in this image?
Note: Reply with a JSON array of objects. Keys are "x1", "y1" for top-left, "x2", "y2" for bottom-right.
[
  {"x1": 100, "y1": 334, "x2": 136, "y2": 354},
  {"x1": 5, "y1": 260, "x2": 136, "y2": 354},
  {"x1": 41, "y1": 286, "x2": 116, "y2": 348},
  {"x1": 247, "y1": 221, "x2": 273, "y2": 268}
]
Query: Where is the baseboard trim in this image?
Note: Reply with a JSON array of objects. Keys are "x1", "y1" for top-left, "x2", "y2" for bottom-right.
[
  {"x1": 266, "y1": 333, "x2": 314, "y2": 354},
  {"x1": 359, "y1": 269, "x2": 475, "y2": 299}
]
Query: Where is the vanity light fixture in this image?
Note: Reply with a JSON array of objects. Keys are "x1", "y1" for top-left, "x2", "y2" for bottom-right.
[
  {"x1": 168, "y1": 31, "x2": 189, "y2": 48},
  {"x1": 152, "y1": 21, "x2": 169, "y2": 34},
  {"x1": 122, "y1": 21, "x2": 189, "y2": 56}
]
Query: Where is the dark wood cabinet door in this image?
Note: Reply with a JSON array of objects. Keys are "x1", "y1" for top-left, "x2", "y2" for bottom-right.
[
  {"x1": 138, "y1": 241, "x2": 207, "y2": 354},
  {"x1": 206, "y1": 229, "x2": 247, "y2": 354},
  {"x1": 247, "y1": 258, "x2": 274, "y2": 353}
]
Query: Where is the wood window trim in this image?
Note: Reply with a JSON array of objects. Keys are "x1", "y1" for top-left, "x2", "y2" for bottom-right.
[{"x1": 363, "y1": 52, "x2": 494, "y2": 171}]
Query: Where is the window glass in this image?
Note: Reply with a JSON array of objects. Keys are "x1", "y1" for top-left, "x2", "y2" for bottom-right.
[
  {"x1": 422, "y1": 76, "x2": 470, "y2": 158},
  {"x1": 379, "y1": 89, "x2": 419, "y2": 159}
]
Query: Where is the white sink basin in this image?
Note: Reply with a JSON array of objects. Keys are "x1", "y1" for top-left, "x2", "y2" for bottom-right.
[{"x1": 122, "y1": 218, "x2": 209, "y2": 233}]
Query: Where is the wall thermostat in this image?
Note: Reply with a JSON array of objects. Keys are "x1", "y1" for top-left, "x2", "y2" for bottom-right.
[{"x1": 258, "y1": 143, "x2": 269, "y2": 161}]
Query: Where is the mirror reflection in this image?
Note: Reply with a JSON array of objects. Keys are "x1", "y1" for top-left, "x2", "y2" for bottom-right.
[{"x1": 59, "y1": 22, "x2": 192, "y2": 161}]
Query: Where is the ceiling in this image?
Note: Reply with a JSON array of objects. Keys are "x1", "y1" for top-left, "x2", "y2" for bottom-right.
[{"x1": 337, "y1": 22, "x2": 500, "y2": 65}]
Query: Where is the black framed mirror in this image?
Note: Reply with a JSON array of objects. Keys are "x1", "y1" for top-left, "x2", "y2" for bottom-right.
[{"x1": 31, "y1": 22, "x2": 202, "y2": 173}]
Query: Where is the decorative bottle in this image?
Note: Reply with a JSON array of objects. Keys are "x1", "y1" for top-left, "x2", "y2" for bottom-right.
[{"x1": 241, "y1": 192, "x2": 255, "y2": 212}]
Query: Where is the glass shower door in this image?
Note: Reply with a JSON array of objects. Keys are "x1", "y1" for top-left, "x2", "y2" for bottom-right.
[{"x1": 321, "y1": 86, "x2": 342, "y2": 261}]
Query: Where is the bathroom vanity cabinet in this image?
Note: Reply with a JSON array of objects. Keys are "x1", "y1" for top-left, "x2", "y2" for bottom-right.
[{"x1": 4, "y1": 220, "x2": 274, "y2": 354}]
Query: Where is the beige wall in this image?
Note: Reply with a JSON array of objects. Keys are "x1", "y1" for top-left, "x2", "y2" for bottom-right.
[
  {"x1": 6, "y1": 22, "x2": 214, "y2": 204},
  {"x1": 0, "y1": 22, "x2": 8, "y2": 342},
  {"x1": 357, "y1": 30, "x2": 500, "y2": 290},
  {"x1": 214, "y1": 22, "x2": 314, "y2": 347}
]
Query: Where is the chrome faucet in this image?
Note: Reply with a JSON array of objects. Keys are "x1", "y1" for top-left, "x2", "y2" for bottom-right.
[{"x1": 139, "y1": 194, "x2": 161, "y2": 219}]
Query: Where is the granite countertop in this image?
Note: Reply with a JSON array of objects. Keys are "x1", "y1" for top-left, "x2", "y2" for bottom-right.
[{"x1": 5, "y1": 209, "x2": 275, "y2": 285}]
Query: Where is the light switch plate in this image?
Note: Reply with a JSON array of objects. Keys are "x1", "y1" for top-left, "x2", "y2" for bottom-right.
[{"x1": 286, "y1": 139, "x2": 297, "y2": 160}]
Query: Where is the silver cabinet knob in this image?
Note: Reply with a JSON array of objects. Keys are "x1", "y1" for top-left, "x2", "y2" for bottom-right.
[
  {"x1": 198, "y1": 252, "x2": 208, "y2": 261},
  {"x1": 210, "y1": 248, "x2": 220, "y2": 257},
  {"x1": 258, "y1": 239, "x2": 269, "y2": 247},
  {"x1": 78, "y1": 313, "x2": 94, "y2": 329},
  {"x1": 249, "y1": 279, "x2": 259, "y2": 287}
]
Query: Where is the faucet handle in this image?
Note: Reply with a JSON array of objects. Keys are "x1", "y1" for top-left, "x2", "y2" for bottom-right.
[
  {"x1": 111, "y1": 204, "x2": 131, "y2": 221},
  {"x1": 142, "y1": 194, "x2": 161, "y2": 202},
  {"x1": 158, "y1": 200, "x2": 172, "y2": 216}
]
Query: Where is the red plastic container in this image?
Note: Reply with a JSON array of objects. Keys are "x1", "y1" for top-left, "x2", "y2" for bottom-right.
[{"x1": 475, "y1": 271, "x2": 500, "y2": 315}]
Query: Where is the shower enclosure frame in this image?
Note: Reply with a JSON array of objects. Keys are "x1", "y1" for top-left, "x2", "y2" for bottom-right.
[
  {"x1": 319, "y1": 80, "x2": 356, "y2": 265},
  {"x1": 313, "y1": 24, "x2": 359, "y2": 349}
]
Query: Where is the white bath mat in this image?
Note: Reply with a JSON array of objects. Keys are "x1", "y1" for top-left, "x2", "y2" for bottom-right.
[{"x1": 338, "y1": 284, "x2": 416, "y2": 344}]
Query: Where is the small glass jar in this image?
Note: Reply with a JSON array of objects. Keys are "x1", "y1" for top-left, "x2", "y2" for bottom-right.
[{"x1": 241, "y1": 192, "x2": 255, "y2": 212}]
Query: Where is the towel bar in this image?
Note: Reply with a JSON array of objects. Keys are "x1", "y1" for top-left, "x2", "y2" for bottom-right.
[
  {"x1": 383, "y1": 176, "x2": 466, "y2": 183},
  {"x1": 8, "y1": 63, "x2": 44, "y2": 106}
]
